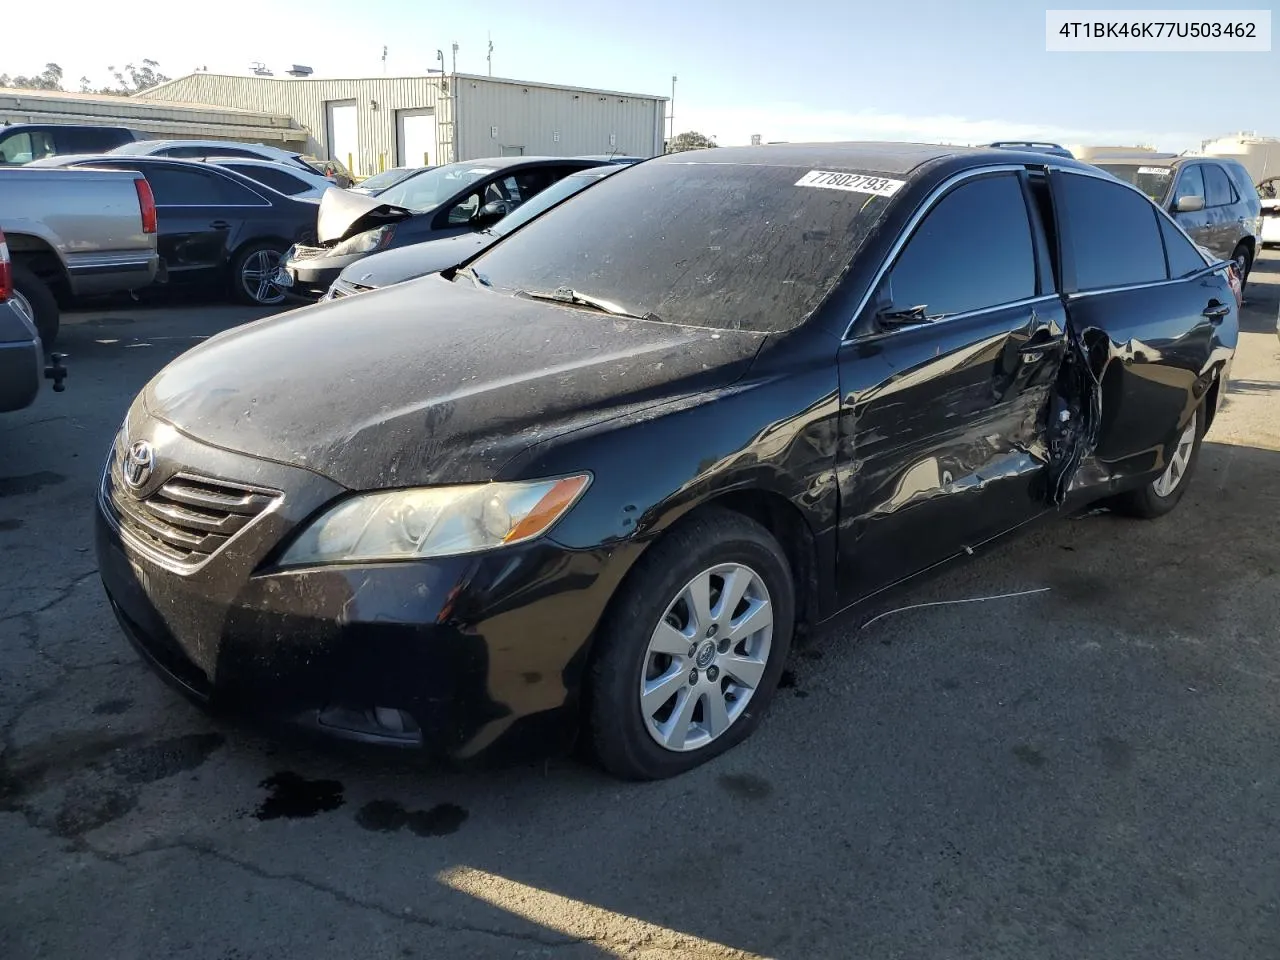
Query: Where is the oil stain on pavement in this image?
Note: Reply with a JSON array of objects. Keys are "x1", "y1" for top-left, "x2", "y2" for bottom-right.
[
  {"x1": 255, "y1": 771, "x2": 345, "y2": 820},
  {"x1": 355, "y1": 798, "x2": 468, "y2": 837}
]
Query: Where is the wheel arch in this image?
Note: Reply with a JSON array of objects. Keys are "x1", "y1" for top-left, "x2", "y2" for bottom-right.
[{"x1": 5, "y1": 231, "x2": 70, "y2": 298}]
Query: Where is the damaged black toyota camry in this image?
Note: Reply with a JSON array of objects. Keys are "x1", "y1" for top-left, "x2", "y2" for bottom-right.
[{"x1": 96, "y1": 143, "x2": 1238, "y2": 780}]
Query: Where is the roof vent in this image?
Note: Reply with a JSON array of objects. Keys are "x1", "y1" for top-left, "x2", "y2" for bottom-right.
[
  {"x1": 286, "y1": 65, "x2": 314, "y2": 77},
  {"x1": 250, "y1": 61, "x2": 275, "y2": 76}
]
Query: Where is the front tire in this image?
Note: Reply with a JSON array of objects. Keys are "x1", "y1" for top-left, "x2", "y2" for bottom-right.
[
  {"x1": 230, "y1": 242, "x2": 288, "y2": 306},
  {"x1": 1113, "y1": 404, "x2": 1203, "y2": 518},
  {"x1": 10, "y1": 263, "x2": 60, "y2": 346},
  {"x1": 1231, "y1": 243, "x2": 1253, "y2": 295},
  {"x1": 586, "y1": 508, "x2": 795, "y2": 780}
]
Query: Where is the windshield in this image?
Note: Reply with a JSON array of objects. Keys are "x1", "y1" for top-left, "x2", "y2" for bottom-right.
[
  {"x1": 468, "y1": 159, "x2": 897, "y2": 332},
  {"x1": 358, "y1": 168, "x2": 414, "y2": 192},
  {"x1": 375, "y1": 161, "x2": 500, "y2": 212},
  {"x1": 1096, "y1": 163, "x2": 1174, "y2": 203},
  {"x1": 490, "y1": 172, "x2": 613, "y2": 238}
]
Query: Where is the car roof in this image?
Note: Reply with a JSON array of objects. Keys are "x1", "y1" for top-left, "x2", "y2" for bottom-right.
[
  {"x1": 114, "y1": 139, "x2": 299, "y2": 156},
  {"x1": 453, "y1": 156, "x2": 608, "y2": 171},
  {"x1": 646, "y1": 141, "x2": 1098, "y2": 176},
  {"x1": 1089, "y1": 154, "x2": 1186, "y2": 166}
]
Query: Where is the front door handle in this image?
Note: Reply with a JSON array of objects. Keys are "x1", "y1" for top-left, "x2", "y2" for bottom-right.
[
  {"x1": 1203, "y1": 301, "x2": 1230, "y2": 323},
  {"x1": 210, "y1": 220, "x2": 231, "y2": 230}
]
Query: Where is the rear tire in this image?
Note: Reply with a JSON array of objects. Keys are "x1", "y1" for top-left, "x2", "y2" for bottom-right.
[
  {"x1": 1112, "y1": 404, "x2": 1203, "y2": 519},
  {"x1": 586, "y1": 508, "x2": 795, "y2": 780},
  {"x1": 10, "y1": 263, "x2": 60, "y2": 346},
  {"x1": 230, "y1": 242, "x2": 288, "y2": 306}
]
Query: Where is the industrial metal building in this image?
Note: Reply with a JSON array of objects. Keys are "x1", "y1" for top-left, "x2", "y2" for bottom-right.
[
  {"x1": 0, "y1": 88, "x2": 305, "y2": 146},
  {"x1": 135, "y1": 72, "x2": 667, "y2": 176}
]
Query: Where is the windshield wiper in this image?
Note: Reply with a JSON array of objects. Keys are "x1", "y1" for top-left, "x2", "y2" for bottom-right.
[
  {"x1": 453, "y1": 266, "x2": 491, "y2": 287},
  {"x1": 518, "y1": 286, "x2": 658, "y2": 322}
]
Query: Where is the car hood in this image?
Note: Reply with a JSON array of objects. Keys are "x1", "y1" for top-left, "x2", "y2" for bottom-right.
[
  {"x1": 141, "y1": 277, "x2": 766, "y2": 490},
  {"x1": 338, "y1": 233, "x2": 493, "y2": 288},
  {"x1": 317, "y1": 187, "x2": 421, "y2": 244}
]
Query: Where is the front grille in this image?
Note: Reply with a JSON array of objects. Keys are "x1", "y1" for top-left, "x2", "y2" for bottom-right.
[
  {"x1": 101, "y1": 450, "x2": 281, "y2": 571},
  {"x1": 289, "y1": 245, "x2": 328, "y2": 262},
  {"x1": 327, "y1": 279, "x2": 374, "y2": 299}
]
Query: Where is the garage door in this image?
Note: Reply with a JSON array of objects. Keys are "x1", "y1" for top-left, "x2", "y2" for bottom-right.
[
  {"x1": 326, "y1": 100, "x2": 359, "y2": 175},
  {"x1": 397, "y1": 109, "x2": 437, "y2": 167}
]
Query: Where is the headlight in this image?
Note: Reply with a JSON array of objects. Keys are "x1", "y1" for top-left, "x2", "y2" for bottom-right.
[
  {"x1": 328, "y1": 225, "x2": 396, "y2": 258},
  {"x1": 278, "y1": 475, "x2": 591, "y2": 566}
]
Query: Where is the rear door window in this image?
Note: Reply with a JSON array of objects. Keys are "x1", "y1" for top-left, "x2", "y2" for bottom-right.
[
  {"x1": 1059, "y1": 173, "x2": 1167, "y2": 290},
  {"x1": 880, "y1": 173, "x2": 1036, "y2": 318},
  {"x1": 1203, "y1": 164, "x2": 1236, "y2": 207},
  {"x1": 139, "y1": 166, "x2": 239, "y2": 205},
  {"x1": 224, "y1": 163, "x2": 310, "y2": 195},
  {"x1": 1160, "y1": 217, "x2": 1209, "y2": 278}
]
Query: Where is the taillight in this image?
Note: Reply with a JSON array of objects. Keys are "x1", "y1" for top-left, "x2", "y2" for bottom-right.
[
  {"x1": 0, "y1": 229, "x2": 11, "y2": 303},
  {"x1": 135, "y1": 177, "x2": 157, "y2": 234}
]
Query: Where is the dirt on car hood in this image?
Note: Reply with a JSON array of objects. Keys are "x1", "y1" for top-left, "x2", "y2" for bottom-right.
[{"x1": 141, "y1": 276, "x2": 766, "y2": 490}]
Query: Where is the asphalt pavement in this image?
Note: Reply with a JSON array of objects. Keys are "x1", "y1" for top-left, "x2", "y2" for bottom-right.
[{"x1": 2, "y1": 261, "x2": 1279, "y2": 960}]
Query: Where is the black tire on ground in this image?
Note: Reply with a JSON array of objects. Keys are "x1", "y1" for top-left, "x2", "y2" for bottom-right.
[
  {"x1": 229, "y1": 242, "x2": 288, "y2": 306},
  {"x1": 1112, "y1": 403, "x2": 1204, "y2": 519},
  {"x1": 586, "y1": 507, "x2": 796, "y2": 780},
  {"x1": 1231, "y1": 243, "x2": 1253, "y2": 294},
  {"x1": 10, "y1": 262, "x2": 60, "y2": 346}
]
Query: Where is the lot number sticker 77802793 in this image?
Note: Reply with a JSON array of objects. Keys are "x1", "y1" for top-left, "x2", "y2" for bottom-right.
[{"x1": 795, "y1": 170, "x2": 906, "y2": 197}]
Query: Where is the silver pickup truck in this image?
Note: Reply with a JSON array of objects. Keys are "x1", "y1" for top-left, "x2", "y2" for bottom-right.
[{"x1": 0, "y1": 166, "x2": 159, "y2": 345}]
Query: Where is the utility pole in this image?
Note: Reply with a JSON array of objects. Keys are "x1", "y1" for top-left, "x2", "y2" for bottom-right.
[
  {"x1": 669, "y1": 75, "x2": 677, "y2": 146},
  {"x1": 487, "y1": 34, "x2": 494, "y2": 76},
  {"x1": 451, "y1": 42, "x2": 458, "y2": 74}
]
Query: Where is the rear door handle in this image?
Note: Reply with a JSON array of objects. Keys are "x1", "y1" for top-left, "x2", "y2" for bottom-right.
[
  {"x1": 210, "y1": 220, "x2": 231, "y2": 230},
  {"x1": 1203, "y1": 301, "x2": 1230, "y2": 323}
]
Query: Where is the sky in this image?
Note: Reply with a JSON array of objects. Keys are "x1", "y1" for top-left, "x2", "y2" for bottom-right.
[{"x1": 6, "y1": 0, "x2": 1277, "y2": 152}]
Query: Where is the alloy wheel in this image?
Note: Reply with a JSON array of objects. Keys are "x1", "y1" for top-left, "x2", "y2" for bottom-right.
[
  {"x1": 1152, "y1": 412, "x2": 1197, "y2": 497},
  {"x1": 241, "y1": 249, "x2": 287, "y2": 305},
  {"x1": 639, "y1": 563, "x2": 774, "y2": 752}
]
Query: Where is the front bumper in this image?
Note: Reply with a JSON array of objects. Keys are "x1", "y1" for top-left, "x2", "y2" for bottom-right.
[
  {"x1": 94, "y1": 412, "x2": 617, "y2": 763},
  {"x1": 280, "y1": 246, "x2": 364, "y2": 300}
]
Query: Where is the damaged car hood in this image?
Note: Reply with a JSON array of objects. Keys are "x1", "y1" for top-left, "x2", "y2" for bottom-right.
[
  {"x1": 338, "y1": 232, "x2": 493, "y2": 288},
  {"x1": 141, "y1": 276, "x2": 765, "y2": 490},
  {"x1": 316, "y1": 187, "x2": 420, "y2": 244}
]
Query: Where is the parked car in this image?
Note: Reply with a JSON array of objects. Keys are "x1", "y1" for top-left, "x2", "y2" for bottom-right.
[
  {"x1": 985, "y1": 141, "x2": 1075, "y2": 159},
  {"x1": 1255, "y1": 176, "x2": 1280, "y2": 246},
  {"x1": 1093, "y1": 155, "x2": 1262, "y2": 287},
  {"x1": 0, "y1": 165, "x2": 159, "y2": 343},
  {"x1": 198, "y1": 157, "x2": 335, "y2": 201},
  {"x1": 575, "y1": 154, "x2": 648, "y2": 164},
  {"x1": 96, "y1": 143, "x2": 1238, "y2": 779},
  {"x1": 325, "y1": 163, "x2": 632, "y2": 298},
  {"x1": 350, "y1": 166, "x2": 432, "y2": 195},
  {"x1": 0, "y1": 230, "x2": 66, "y2": 412},
  {"x1": 0, "y1": 122, "x2": 138, "y2": 165},
  {"x1": 109, "y1": 140, "x2": 353, "y2": 188},
  {"x1": 278, "y1": 156, "x2": 608, "y2": 299},
  {"x1": 34, "y1": 155, "x2": 318, "y2": 305}
]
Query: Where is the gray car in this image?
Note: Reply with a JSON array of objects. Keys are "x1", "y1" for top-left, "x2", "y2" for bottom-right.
[{"x1": 1094, "y1": 156, "x2": 1262, "y2": 287}]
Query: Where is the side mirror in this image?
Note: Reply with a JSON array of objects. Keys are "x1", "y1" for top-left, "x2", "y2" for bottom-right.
[
  {"x1": 473, "y1": 200, "x2": 508, "y2": 225},
  {"x1": 1175, "y1": 194, "x2": 1205, "y2": 213}
]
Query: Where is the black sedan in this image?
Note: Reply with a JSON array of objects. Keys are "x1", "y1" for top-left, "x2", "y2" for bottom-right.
[
  {"x1": 277, "y1": 156, "x2": 607, "y2": 299},
  {"x1": 324, "y1": 163, "x2": 632, "y2": 298},
  {"x1": 96, "y1": 143, "x2": 1238, "y2": 779},
  {"x1": 38, "y1": 155, "x2": 318, "y2": 305}
]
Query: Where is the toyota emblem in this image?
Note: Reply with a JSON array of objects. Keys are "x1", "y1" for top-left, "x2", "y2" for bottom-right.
[{"x1": 124, "y1": 440, "x2": 155, "y2": 491}]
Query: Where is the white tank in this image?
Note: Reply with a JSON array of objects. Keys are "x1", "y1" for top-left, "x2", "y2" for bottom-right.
[{"x1": 1195, "y1": 134, "x2": 1280, "y2": 183}]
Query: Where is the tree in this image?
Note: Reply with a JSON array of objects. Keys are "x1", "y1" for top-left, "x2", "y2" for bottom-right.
[
  {"x1": 666, "y1": 131, "x2": 718, "y2": 153},
  {"x1": 0, "y1": 62, "x2": 64, "y2": 90},
  {"x1": 101, "y1": 60, "x2": 171, "y2": 94},
  {"x1": 0, "y1": 60, "x2": 170, "y2": 95}
]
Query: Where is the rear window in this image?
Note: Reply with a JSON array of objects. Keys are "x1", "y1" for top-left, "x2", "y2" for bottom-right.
[
  {"x1": 468, "y1": 160, "x2": 900, "y2": 332},
  {"x1": 225, "y1": 163, "x2": 310, "y2": 195},
  {"x1": 1096, "y1": 163, "x2": 1173, "y2": 203}
]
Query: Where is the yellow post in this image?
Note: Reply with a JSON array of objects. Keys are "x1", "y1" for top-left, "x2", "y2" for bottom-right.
[
  {"x1": 379, "y1": 153, "x2": 385, "y2": 172},
  {"x1": 347, "y1": 152, "x2": 354, "y2": 177},
  {"x1": 423, "y1": 151, "x2": 429, "y2": 165}
]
